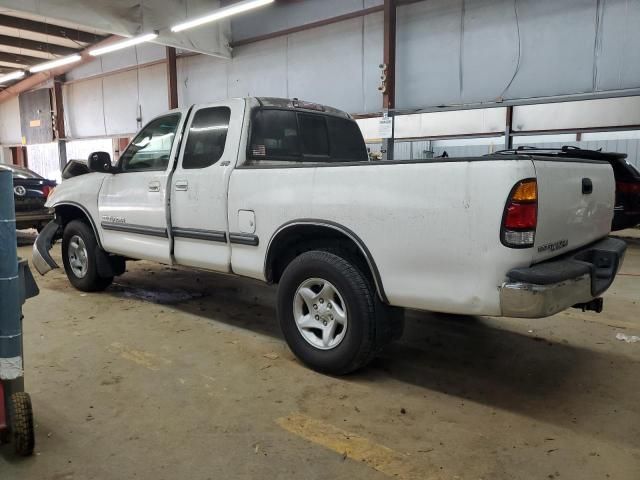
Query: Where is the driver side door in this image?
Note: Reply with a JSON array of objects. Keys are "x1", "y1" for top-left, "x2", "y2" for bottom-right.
[{"x1": 98, "y1": 110, "x2": 189, "y2": 263}]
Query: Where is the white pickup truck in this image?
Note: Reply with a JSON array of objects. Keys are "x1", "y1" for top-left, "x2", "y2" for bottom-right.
[{"x1": 33, "y1": 97, "x2": 626, "y2": 374}]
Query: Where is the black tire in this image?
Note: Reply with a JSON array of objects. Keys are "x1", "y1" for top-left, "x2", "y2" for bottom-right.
[
  {"x1": 9, "y1": 392, "x2": 35, "y2": 456},
  {"x1": 277, "y1": 250, "x2": 385, "y2": 375},
  {"x1": 62, "y1": 220, "x2": 113, "y2": 292}
]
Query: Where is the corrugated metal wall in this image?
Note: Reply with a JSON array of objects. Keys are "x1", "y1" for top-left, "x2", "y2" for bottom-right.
[{"x1": 369, "y1": 136, "x2": 640, "y2": 169}]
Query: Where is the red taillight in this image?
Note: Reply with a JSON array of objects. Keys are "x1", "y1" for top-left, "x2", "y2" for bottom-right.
[
  {"x1": 41, "y1": 185, "x2": 53, "y2": 198},
  {"x1": 504, "y1": 203, "x2": 537, "y2": 229},
  {"x1": 617, "y1": 181, "x2": 640, "y2": 194},
  {"x1": 501, "y1": 179, "x2": 537, "y2": 248}
]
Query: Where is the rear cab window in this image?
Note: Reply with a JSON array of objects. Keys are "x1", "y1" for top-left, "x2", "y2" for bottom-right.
[{"x1": 247, "y1": 107, "x2": 368, "y2": 165}]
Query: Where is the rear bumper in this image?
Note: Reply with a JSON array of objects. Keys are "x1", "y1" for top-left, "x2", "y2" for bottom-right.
[
  {"x1": 32, "y1": 220, "x2": 60, "y2": 275},
  {"x1": 500, "y1": 237, "x2": 626, "y2": 318}
]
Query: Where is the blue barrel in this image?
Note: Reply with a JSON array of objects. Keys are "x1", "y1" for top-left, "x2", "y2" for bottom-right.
[{"x1": 0, "y1": 169, "x2": 22, "y2": 380}]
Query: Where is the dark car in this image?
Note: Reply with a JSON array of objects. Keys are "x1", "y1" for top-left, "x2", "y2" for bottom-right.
[
  {"x1": 493, "y1": 146, "x2": 640, "y2": 231},
  {"x1": 0, "y1": 164, "x2": 56, "y2": 231},
  {"x1": 608, "y1": 154, "x2": 640, "y2": 230}
]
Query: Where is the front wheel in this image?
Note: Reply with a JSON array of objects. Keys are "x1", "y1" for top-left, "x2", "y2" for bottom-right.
[
  {"x1": 62, "y1": 220, "x2": 113, "y2": 292},
  {"x1": 277, "y1": 250, "x2": 384, "y2": 375}
]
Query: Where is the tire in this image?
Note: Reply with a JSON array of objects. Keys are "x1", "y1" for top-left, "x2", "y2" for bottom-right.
[
  {"x1": 9, "y1": 392, "x2": 35, "y2": 456},
  {"x1": 62, "y1": 220, "x2": 113, "y2": 292},
  {"x1": 277, "y1": 250, "x2": 384, "y2": 375}
]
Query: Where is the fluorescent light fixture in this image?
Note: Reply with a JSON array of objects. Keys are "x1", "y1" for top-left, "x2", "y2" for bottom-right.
[
  {"x1": 30, "y1": 54, "x2": 82, "y2": 73},
  {"x1": 171, "y1": 0, "x2": 274, "y2": 33},
  {"x1": 0, "y1": 70, "x2": 25, "y2": 84},
  {"x1": 89, "y1": 32, "x2": 158, "y2": 56}
]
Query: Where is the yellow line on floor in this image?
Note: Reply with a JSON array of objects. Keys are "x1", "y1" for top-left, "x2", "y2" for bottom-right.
[{"x1": 276, "y1": 413, "x2": 441, "y2": 480}]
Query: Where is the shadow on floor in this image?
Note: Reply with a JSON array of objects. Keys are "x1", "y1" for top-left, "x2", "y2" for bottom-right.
[{"x1": 89, "y1": 260, "x2": 639, "y2": 447}]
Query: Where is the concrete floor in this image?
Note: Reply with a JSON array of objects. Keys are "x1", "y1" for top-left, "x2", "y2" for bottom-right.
[{"x1": 2, "y1": 233, "x2": 639, "y2": 480}]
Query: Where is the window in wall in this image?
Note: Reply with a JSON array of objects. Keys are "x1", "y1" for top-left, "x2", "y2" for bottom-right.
[
  {"x1": 120, "y1": 114, "x2": 181, "y2": 172},
  {"x1": 183, "y1": 107, "x2": 231, "y2": 169}
]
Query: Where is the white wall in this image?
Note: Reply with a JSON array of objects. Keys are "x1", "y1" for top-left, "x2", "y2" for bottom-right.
[
  {"x1": 64, "y1": 62, "x2": 168, "y2": 138},
  {"x1": 0, "y1": 96, "x2": 22, "y2": 145},
  {"x1": 178, "y1": 12, "x2": 383, "y2": 114}
]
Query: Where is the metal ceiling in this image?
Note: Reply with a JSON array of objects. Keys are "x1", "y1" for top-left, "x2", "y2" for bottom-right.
[{"x1": 0, "y1": 8, "x2": 106, "y2": 86}]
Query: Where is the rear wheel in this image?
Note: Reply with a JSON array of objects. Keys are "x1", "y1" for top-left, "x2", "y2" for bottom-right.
[
  {"x1": 62, "y1": 220, "x2": 113, "y2": 292},
  {"x1": 277, "y1": 250, "x2": 391, "y2": 375}
]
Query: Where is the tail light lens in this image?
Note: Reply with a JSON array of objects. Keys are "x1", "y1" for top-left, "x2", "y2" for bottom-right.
[
  {"x1": 617, "y1": 181, "x2": 640, "y2": 194},
  {"x1": 41, "y1": 185, "x2": 53, "y2": 198},
  {"x1": 501, "y1": 179, "x2": 537, "y2": 248}
]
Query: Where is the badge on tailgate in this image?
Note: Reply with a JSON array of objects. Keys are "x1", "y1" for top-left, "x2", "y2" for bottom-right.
[{"x1": 538, "y1": 239, "x2": 568, "y2": 254}]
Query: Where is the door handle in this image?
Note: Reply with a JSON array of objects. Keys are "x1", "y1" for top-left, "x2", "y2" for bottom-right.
[
  {"x1": 148, "y1": 181, "x2": 161, "y2": 193},
  {"x1": 175, "y1": 180, "x2": 189, "y2": 192}
]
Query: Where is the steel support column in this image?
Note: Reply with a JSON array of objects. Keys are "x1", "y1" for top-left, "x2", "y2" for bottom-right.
[
  {"x1": 504, "y1": 105, "x2": 514, "y2": 150},
  {"x1": 166, "y1": 47, "x2": 178, "y2": 110},
  {"x1": 53, "y1": 77, "x2": 67, "y2": 171},
  {"x1": 382, "y1": 0, "x2": 397, "y2": 161}
]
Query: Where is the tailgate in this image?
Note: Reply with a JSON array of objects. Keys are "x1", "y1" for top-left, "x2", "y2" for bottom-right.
[{"x1": 533, "y1": 159, "x2": 614, "y2": 263}]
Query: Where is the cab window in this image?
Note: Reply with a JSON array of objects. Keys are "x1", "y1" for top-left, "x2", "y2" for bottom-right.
[
  {"x1": 248, "y1": 108, "x2": 368, "y2": 163},
  {"x1": 120, "y1": 114, "x2": 181, "y2": 172},
  {"x1": 183, "y1": 107, "x2": 231, "y2": 169}
]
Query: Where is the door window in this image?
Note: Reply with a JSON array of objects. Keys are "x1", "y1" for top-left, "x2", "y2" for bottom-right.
[
  {"x1": 120, "y1": 114, "x2": 181, "y2": 172},
  {"x1": 183, "y1": 107, "x2": 231, "y2": 169}
]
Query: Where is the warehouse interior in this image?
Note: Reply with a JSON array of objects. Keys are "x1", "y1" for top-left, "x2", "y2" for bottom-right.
[{"x1": 0, "y1": 1, "x2": 639, "y2": 479}]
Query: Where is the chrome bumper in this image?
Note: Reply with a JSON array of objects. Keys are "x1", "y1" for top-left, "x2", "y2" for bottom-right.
[
  {"x1": 501, "y1": 274, "x2": 593, "y2": 318},
  {"x1": 32, "y1": 220, "x2": 60, "y2": 275},
  {"x1": 500, "y1": 237, "x2": 626, "y2": 318}
]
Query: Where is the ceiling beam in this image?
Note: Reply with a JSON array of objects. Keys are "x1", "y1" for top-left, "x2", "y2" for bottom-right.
[
  {"x1": 0, "y1": 51, "x2": 49, "y2": 66},
  {"x1": 0, "y1": 14, "x2": 104, "y2": 44},
  {"x1": 0, "y1": 35, "x2": 120, "y2": 104},
  {"x1": 0, "y1": 33, "x2": 79, "y2": 56}
]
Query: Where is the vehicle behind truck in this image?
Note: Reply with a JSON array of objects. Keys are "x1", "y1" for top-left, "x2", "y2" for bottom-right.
[{"x1": 33, "y1": 97, "x2": 626, "y2": 374}]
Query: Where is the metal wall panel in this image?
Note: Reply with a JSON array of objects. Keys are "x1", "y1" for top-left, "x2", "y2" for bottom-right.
[
  {"x1": 287, "y1": 18, "x2": 366, "y2": 113},
  {"x1": 102, "y1": 70, "x2": 139, "y2": 136},
  {"x1": 396, "y1": 0, "x2": 463, "y2": 108},
  {"x1": 64, "y1": 79, "x2": 107, "y2": 138},
  {"x1": 179, "y1": 13, "x2": 383, "y2": 114},
  {"x1": 19, "y1": 88, "x2": 53, "y2": 145},
  {"x1": 396, "y1": 0, "x2": 640, "y2": 110},
  {"x1": 138, "y1": 63, "x2": 169, "y2": 125},
  {"x1": 231, "y1": 0, "x2": 383, "y2": 42},
  {"x1": 0, "y1": 96, "x2": 22, "y2": 145},
  {"x1": 594, "y1": 0, "x2": 640, "y2": 91},
  {"x1": 228, "y1": 37, "x2": 288, "y2": 99},
  {"x1": 514, "y1": 96, "x2": 640, "y2": 132},
  {"x1": 177, "y1": 54, "x2": 229, "y2": 107},
  {"x1": 66, "y1": 44, "x2": 167, "y2": 82}
]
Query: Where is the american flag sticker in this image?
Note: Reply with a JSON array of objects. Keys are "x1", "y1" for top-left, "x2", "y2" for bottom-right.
[{"x1": 252, "y1": 144, "x2": 266, "y2": 156}]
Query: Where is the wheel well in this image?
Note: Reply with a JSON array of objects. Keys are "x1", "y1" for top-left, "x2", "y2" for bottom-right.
[
  {"x1": 265, "y1": 223, "x2": 387, "y2": 302},
  {"x1": 54, "y1": 204, "x2": 100, "y2": 245}
]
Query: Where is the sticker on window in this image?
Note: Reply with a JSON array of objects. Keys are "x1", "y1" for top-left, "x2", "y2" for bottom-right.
[{"x1": 252, "y1": 144, "x2": 266, "y2": 156}]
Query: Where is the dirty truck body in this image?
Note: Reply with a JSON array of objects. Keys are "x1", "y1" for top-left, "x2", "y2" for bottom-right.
[{"x1": 33, "y1": 97, "x2": 626, "y2": 374}]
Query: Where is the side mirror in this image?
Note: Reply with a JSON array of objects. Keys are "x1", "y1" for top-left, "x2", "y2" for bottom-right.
[{"x1": 87, "y1": 151, "x2": 114, "y2": 173}]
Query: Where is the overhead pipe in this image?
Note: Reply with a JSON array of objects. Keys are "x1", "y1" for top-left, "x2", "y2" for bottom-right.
[{"x1": 0, "y1": 35, "x2": 121, "y2": 104}]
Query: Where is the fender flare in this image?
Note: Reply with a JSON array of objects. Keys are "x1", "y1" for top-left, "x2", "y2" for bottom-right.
[{"x1": 265, "y1": 219, "x2": 389, "y2": 304}]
